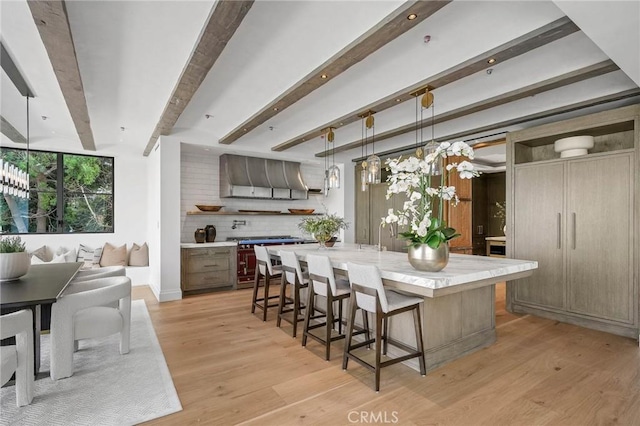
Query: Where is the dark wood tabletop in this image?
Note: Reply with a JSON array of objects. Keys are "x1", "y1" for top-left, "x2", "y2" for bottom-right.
[{"x1": 0, "y1": 262, "x2": 83, "y2": 309}]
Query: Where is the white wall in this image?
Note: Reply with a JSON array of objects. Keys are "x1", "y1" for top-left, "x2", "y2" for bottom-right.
[
  {"x1": 180, "y1": 144, "x2": 345, "y2": 242},
  {"x1": 151, "y1": 137, "x2": 182, "y2": 302},
  {"x1": 147, "y1": 142, "x2": 162, "y2": 299},
  {"x1": 19, "y1": 153, "x2": 149, "y2": 266}
]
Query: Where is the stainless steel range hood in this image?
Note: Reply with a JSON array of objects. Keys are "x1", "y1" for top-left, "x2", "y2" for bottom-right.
[{"x1": 219, "y1": 154, "x2": 308, "y2": 199}]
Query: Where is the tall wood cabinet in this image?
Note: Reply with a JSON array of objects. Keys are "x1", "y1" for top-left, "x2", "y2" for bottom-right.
[{"x1": 507, "y1": 104, "x2": 639, "y2": 339}]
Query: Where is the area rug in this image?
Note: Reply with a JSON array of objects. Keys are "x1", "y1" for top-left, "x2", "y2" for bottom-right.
[{"x1": 1, "y1": 300, "x2": 182, "y2": 425}]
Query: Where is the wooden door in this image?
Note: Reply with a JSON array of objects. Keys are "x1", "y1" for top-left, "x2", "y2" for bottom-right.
[
  {"x1": 354, "y1": 164, "x2": 370, "y2": 244},
  {"x1": 513, "y1": 163, "x2": 565, "y2": 309},
  {"x1": 446, "y1": 156, "x2": 473, "y2": 254},
  {"x1": 567, "y1": 154, "x2": 634, "y2": 323}
]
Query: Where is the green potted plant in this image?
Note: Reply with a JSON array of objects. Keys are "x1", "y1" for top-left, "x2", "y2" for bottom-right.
[
  {"x1": 0, "y1": 235, "x2": 30, "y2": 281},
  {"x1": 298, "y1": 213, "x2": 348, "y2": 248}
]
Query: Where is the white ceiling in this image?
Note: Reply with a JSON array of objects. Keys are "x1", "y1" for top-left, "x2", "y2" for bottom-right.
[{"x1": 1, "y1": 0, "x2": 639, "y2": 171}]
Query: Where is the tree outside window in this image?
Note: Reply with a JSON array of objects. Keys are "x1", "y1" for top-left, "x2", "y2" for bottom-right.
[{"x1": 0, "y1": 148, "x2": 114, "y2": 234}]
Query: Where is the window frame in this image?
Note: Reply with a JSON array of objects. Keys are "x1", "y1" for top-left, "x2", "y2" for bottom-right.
[{"x1": 0, "y1": 147, "x2": 115, "y2": 235}]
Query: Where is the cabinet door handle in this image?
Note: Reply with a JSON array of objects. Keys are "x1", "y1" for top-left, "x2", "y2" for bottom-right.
[
  {"x1": 572, "y1": 212, "x2": 576, "y2": 249},
  {"x1": 557, "y1": 213, "x2": 561, "y2": 249},
  {"x1": 204, "y1": 264, "x2": 218, "y2": 268}
]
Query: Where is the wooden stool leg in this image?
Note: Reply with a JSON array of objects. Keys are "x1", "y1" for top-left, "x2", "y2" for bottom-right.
[
  {"x1": 382, "y1": 317, "x2": 389, "y2": 355},
  {"x1": 342, "y1": 293, "x2": 358, "y2": 370},
  {"x1": 375, "y1": 312, "x2": 383, "y2": 392},
  {"x1": 251, "y1": 268, "x2": 260, "y2": 314},
  {"x1": 325, "y1": 292, "x2": 334, "y2": 361},
  {"x1": 277, "y1": 274, "x2": 286, "y2": 328},
  {"x1": 302, "y1": 286, "x2": 314, "y2": 347},
  {"x1": 338, "y1": 299, "x2": 343, "y2": 334},
  {"x1": 262, "y1": 271, "x2": 270, "y2": 322},
  {"x1": 362, "y1": 310, "x2": 371, "y2": 349},
  {"x1": 413, "y1": 305, "x2": 426, "y2": 376},
  {"x1": 292, "y1": 283, "x2": 300, "y2": 338}
]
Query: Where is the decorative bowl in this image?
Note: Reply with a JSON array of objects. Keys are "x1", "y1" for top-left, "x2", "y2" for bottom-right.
[
  {"x1": 288, "y1": 209, "x2": 315, "y2": 214},
  {"x1": 0, "y1": 252, "x2": 30, "y2": 281},
  {"x1": 554, "y1": 136, "x2": 594, "y2": 158},
  {"x1": 196, "y1": 205, "x2": 223, "y2": 212}
]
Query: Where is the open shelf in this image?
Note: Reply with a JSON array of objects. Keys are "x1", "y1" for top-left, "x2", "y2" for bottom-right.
[{"x1": 186, "y1": 211, "x2": 322, "y2": 216}]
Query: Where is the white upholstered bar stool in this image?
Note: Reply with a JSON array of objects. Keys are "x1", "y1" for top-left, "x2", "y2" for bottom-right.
[
  {"x1": 302, "y1": 254, "x2": 368, "y2": 361},
  {"x1": 343, "y1": 262, "x2": 426, "y2": 392},
  {"x1": 50, "y1": 276, "x2": 131, "y2": 380},
  {"x1": 252, "y1": 245, "x2": 283, "y2": 322},
  {"x1": 277, "y1": 250, "x2": 309, "y2": 337},
  {"x1": 0, "y1": 310, "x2": 34, "y2": 406}
]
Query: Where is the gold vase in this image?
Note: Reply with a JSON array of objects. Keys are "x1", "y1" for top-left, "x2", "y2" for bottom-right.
[{"x1": 407, "y1": 242, "x2": 449, "y2": 272}]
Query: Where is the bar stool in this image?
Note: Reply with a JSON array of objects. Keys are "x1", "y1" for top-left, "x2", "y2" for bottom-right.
[
  {"x1": 302, "y1": 254, "x2": 368, "y2": 361},
  {"x1": 252, "y1": 245, "x2": 282, "y2": 322},
  {"x1": 277, "y1": 250, "x2": 308, "y2": 337},
  {"x1": 343, "y1": 262, "x2": 426, "y2": 392}
]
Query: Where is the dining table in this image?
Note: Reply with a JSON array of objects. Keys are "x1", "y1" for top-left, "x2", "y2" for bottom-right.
[{"x1": 1, "y1": 262, "x2": 83, "y2": 376}]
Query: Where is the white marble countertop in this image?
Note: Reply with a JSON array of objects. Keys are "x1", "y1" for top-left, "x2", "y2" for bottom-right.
[
  {"x1": 180, "y1": 242, "x2": 237, "y2": 248},
  {"x1": 267, "y1": 243, "x2": 537, "y2": 298},
  {"x1": 485, "y1": 236, "x2": 507, "y2": 242}
]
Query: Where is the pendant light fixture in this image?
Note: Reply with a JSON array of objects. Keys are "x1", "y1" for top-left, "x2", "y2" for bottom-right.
[
  {"x1": 412, "y1": 86, "x2": 441, "y2": 175},
  {"x1": 1, "y1": 96, "x2": 30, "y2": 199},
  {"x1": 364, "y1": 111, "x2": 380, "y2": 184},
  {"x1": 360, "y1": 116, "x2": 368, "y2": 192},
  {"x1": 327, "y1": 127, "x2": 340, "y2": 189}
]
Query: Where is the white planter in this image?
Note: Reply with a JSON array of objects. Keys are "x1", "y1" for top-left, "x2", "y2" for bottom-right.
[
  {"x1": 554, "y1": 135, "x2": 594, "y2": 158},
  {"x1": 0, "y1": 252, "x2": 31, "y2": 281}
]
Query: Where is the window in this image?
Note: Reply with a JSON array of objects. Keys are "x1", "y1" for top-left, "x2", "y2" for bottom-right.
[{"x1": 0, "y1": 148, "x2": 114, "y2": 234}]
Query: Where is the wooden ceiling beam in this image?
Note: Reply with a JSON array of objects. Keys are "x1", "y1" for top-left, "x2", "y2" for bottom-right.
[
  {"x1": 29, "y1": 0, "x2": 96, "y2": 151},
  {"x1": 276, "y1": 16, "x2": 579, "y2": 153},
  {"x1": 316, "y1": 59, "x2": 619, "y2": 157},
  {"x1": 219, "y1": 0, "x2": 451, "y2": 146},
  {"x1": 143, "y1": 0, "x2": 255, "y2": 156},
  {"x1": 1, "y1": 116, "x2": 27, "y2": 144},
  {"x1": 348, "y1": 88, "x2": 640, "y2": 162}
]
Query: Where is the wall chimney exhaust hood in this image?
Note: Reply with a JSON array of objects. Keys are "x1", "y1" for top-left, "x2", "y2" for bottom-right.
[{"x1": 219, "y1": 154, "x2": 308, "y2": 199}]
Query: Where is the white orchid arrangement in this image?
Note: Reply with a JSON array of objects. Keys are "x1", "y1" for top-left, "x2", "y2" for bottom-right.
[{"x1": 383, "y1": 141, "x2": 479, "y2": 249}]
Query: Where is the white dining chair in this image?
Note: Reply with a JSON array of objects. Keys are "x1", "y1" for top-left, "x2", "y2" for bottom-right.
[
  {"x1": 71, "y1": 265, "x2": 126, "y2": 283},
  {"x1": 0, "y1": 309, "x2": 34, "y2": 406},
  {"x1": 50, "y1": 276, "x2": 131, "y2": 380}
]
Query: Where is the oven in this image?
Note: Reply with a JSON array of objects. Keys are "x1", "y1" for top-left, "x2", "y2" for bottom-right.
[{"x1": 227, "y1": 236, "x2": 307, "y2": 289}]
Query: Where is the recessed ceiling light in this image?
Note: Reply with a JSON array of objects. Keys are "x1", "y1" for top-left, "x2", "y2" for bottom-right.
[
  {"x1": 41, "y1": 115, "x2": 48, "y2": 121},
  {"x1": 487, "y1": 58, "x2": 496, "y2": 64},
  {"x1": 302, "y1": 138, "x2": 305, "y2": 141},
  {"x1": 395, "y1": 98, "x2": 402, "y2": 102},
  {"x1": 273, "y1": 107, "x2": 279, "y2": 111},
  {"x1": 339, "y1": 122, "x2": 344, "y2": 126},
  {"x1": 321, "y1": 74, "x2": 328, "y2": 79},
  {"x1": 407, "y1": 13, "x2": 417, "y2": 20},
  {"x1": 243, "y1": 128, "x2": 247, "y2": 132}
]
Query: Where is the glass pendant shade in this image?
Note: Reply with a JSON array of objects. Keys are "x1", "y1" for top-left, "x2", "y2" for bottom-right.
[
  {"x1": 424, "y1": 140, "x2": 442, "y2": 176},
  {"x1": 328, "y1": 164, "x2": 340, "y2": 189},
  {"x1": 360, "y1": 168, "x2": 368, "y2": 191},
  {"x1": 366, "y1": 154, "x2": 381, "y2": 184}
]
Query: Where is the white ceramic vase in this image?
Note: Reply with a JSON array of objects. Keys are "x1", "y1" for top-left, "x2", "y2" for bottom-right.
[{"x1": 0, "y1": 251, "x2": 31, "y2": 281}]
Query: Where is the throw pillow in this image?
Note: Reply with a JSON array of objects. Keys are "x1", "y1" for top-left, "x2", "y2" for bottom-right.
[
  {"x1": 100, "y1": 243, "x2": 127, "y2": 267},
  {"x1": 56, "y1": 247, "x2": 77, "y2": 263},
  {"x1": 31, "y1": 245, "x2": 52, "y2": 262},
  {"x1": 77, "y1": 244, "x2": 103, "y2": 267},
  {"x1": 31, "y1": 253, "x2": 65, "y2": 265},
  {"x1": 128, "y1": 242, "x2": 149, "y2": 267}
]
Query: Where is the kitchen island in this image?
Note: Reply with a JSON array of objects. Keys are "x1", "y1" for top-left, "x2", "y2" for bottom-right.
[{"x1": 267, "y1": 243, "x2": 537, "y2": 372}]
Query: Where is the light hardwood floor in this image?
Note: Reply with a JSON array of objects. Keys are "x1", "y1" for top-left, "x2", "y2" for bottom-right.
[{"x1": 135, "y1": 283, "x2": 640, "y2": 425}]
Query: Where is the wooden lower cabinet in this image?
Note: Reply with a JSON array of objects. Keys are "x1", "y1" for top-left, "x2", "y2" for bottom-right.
[{"x1": 181, "y1": 246, "x2": 237, "y2": 294}]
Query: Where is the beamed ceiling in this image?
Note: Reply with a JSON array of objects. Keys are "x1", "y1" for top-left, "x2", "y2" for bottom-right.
[{"x1": 1, "y1": 0, "x2": 639, "y2": 172}]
